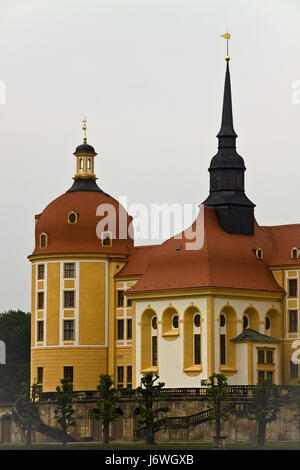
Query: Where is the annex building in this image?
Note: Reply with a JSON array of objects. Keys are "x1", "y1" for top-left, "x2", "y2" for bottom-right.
[{"x1": 28, "y1": 56, "x2": 300, "y2": 394}]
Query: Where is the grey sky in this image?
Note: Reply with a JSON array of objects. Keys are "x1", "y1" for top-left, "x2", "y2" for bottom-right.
[{"x1": 0, "y1": 0, "x2": 299, "y2": 312}]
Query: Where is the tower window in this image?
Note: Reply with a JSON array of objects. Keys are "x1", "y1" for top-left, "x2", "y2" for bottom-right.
[
  {"x1": 40, "y1": 233, "x2": 48, "y2": 249},
  {"x1": 64, "y1": 320, "x2": 74, "y2": 340},
  {"x1": 37, "y1": 292, "x2": 44, "y2": 309},
  {"x1": 117, "y1": 290, "x2": 124, "y2": 307},
  {"x1": 37, "y1": 367, "x2": 43, "y2": 384},
  {"x1": 127, "y1": 319, "x2": 132, "y2": 339},
  {"x1": 38, "y1": 264, "x2": 44, "y2": 280},
  {"x1": 127, "y1": 366, "x2": 132, "y2": 389},
  {"x1": 117, "y1": 366, "x2": 124, "y2": 389},
  {"x1": 64, "y1": 263, "x2": 75, "y2": 278},
  {"x1": 289, "y1": 310, "x2": 298, "y2": 332},
  {"x1": 79, "y1": 158, "x2": 83, "y2": 170},
  {"x1": 117, "y1": 319, "x2": 124, "y2": 340},
  {"x1": 101, "y1": 231, "x2": 112, "y2": 247},
  {"x1": 37, "y1": 321, "x2": 44, "y2": 341},
  {"x1": 288, "y1": 279, "x2": 298, "y2": 297},
  {"x1": 64, "y1": 291, "x2": 75, "y2": 308},
  {"x1": 63, "y1": 366, "x2": 73, "y2": 382},
  {"x1": 87, "y1": 158, "x2": 92, "y2": 170}
]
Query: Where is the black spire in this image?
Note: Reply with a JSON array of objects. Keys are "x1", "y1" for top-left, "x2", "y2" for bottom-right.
[{"x1": 203, "y1": 59, "x2": 255, "y2": 235}]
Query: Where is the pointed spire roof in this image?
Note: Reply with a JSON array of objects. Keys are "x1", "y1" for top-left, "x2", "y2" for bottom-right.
[{"x1": 217, "y1": 60, "x2": 237, "y2": 143}]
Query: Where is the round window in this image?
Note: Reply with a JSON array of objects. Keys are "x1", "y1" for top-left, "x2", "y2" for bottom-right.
[
  {"x1": 265, "y1": 317, "x2": 271, "y2": 330},
  {"x1": 152, "y1": 317, "x2": 157, "y2": 330},
  {"x1": 172, "y1": 315, "x2": 179, "y2": 329},
  {"x1": 68, "y1": 212, "x2": 77, "y2": 224},
  {"x1": 243, "y1": 315, "x2": 249, "y2": 329},
  {"x1": 194, "y1": 314, "x2": 201, "y2": 328},
  {"x1": 220, "y1": 314, "x2": 226, "y2": 327}
]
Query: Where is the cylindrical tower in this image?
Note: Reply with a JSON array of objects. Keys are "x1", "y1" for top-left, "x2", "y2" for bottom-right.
[{"x1": 28, "y1": 124, "x2": 133, "y2": 392}]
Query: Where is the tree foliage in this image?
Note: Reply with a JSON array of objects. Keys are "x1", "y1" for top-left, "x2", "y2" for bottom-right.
[
  {"x1": 206, "y1": 373, "x2": 229, "y2": 446},
  {"x1": 135, "y1": 372, "x2": 169, "y2": 445},
  {"x1": 91, "y1": 374, "x2": 120, "y2": 444},
  {"x1": 0, "y1": 310, "x2": 30, "y2": 398},
  {"x1": 16, "y1": 382, "x2": 40, "y2": 445},
  {"x1": 248, "y1": 380, "x2": 282, "y2": 446},
  {"x1": 54, "y1": 378, "x2": 77, "y2": 445}
]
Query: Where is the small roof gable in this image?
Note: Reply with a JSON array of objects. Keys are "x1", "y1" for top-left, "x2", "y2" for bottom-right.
[{"x1": 231, "y1": 328, "x2": 281, "y2": 343}]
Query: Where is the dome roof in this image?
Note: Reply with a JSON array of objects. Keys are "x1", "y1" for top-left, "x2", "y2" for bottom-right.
[
  {"x1": 31, "y1": 190, "x2": 133, "y2": 257},
  {"x1": 74, "y1": 143, "x2": 96, "y2": 155}
]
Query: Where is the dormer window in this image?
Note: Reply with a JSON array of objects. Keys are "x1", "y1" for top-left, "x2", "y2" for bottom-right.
[
  {"x1": 101, "y1": 231, "x2": 112, "y2": 247},
  {"x1": 255, "y1": 248, "x2": 263, "y2": 260},
  {"x1": 68, "y1": 211, "x2": 78, "y2": 224},
  {"x1": 291, "y1": 247, "x2": 299, "y2": 260},
  {"x1": 40, "y1": 233, "x2": 48, "y2": 249}
]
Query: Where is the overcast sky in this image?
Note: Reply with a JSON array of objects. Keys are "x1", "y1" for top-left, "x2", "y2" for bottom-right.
[{"x1": 0, "y1": 0, "x2": 299, "y2": 312}]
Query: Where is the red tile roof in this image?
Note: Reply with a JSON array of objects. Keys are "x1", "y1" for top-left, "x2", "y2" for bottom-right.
[{"x1": 126, "y1": 206, "x2": 283, "y2": 295}]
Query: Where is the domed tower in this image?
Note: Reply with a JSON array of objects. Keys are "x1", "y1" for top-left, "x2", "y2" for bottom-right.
[{"x1": 28, "y1": 121, "x2": 133, "y2": 392}]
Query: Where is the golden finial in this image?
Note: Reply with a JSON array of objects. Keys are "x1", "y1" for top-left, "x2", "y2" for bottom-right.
[
  {"x1": 82, "y1": 117, "x2": 87, "y2": 143},
  {"x1": 221, "y1": 30, "x2": 231, "y2": 61}
]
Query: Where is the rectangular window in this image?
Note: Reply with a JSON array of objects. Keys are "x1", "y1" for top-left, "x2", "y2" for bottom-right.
[
  {"x1": 63, "y1": 366, "x2": 73, "y2": 382},
  {"x1": 37, "y1": 292, "x2": 44, "y2": 309},
  {"x1": 289, "y1": 310, "x2": 298, "y2": 332},
  {"x1": 38, "y1": 264, "x2": 44, "y2": 280},
  {"x1": 127, "y1": 319, "x2": 132, "y2": 339},
  {"x1": 127, "y1": 298, "x2": 132, "y2": 307},
  {"x1": 289, "y1": 279, "x2": 298, "y2": 297},
  {"x1": 152, "y1": 336, "x2": 157, "y2": 366},
  {"x1": 127, "y1": 366, "x2": 132, "y2": 389},
  {"x1": 258, "y1": 371, "x2": 265, "y2": 383},
  {"x1": 117, "y1": 290, "x2": 124, "y2": 307},
  {"x1": 291, "y1": 361, "x2": 299, "y2": 379},
  {"x1": 64, "y1": 320, "x2": 74, "y2": 340},
  {"x1": 258, "y1": 350, "x2": 265, "y2": 364},
  {"x1": 266, "y1": 371, "x2": 273, "y2": 384},
  {"x1": 37, "y1": 367, "x2": 43, "y2": 384},
  {"x1": 117, "y1": 366, "x2": 124, "y2": 389},
  {"x1": 220, "y1": 334, "x2": 226, "y2": 365},
  {"x1": 266, "y1": 350, "x2": 273, "y2": 364},
  {"x1": 64, "y1": 291, "x2": 75, "y2": 308},
  {"x1": 37, "y1": 321, "x2": 44, "y2": 341},
  {"x1": 64, "y1": 263, "x2": 75, "y2": 278},
  {"x1": 117, "y1": 319, "x2": 124, "y2": 340},
  {"x1": 194, "y1": 334, "x2": 201, "y2": 365}
]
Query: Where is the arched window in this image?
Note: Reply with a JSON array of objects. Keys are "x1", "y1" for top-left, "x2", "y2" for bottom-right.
[
  {"x1": 151, "y1": 316, "x2": 157, "y2": 367},
  {"x1": 87, "y1": 158, "x2": 92, "y2": 170},
  {"x1": 220, "y1": 314, "x2": 226, "y2": 365},
  {"x1": 291, "y1": 247, "x2": 299, "y2": 259},
  {"x1": 193, "y1": 314, "x2": 201, "y2": 365},
  {"x1": 255, "y1": 248, "x2": 263, "y2": 260},
  {"x1": 183, "y1": 306, "x2": 201, "y2": 372},
  {"x1": 162, "y1": 307, "x2": 179, "y2": 338},
  {"x1": 79, "y1": 158, "x2": 83, "y2": 170}
]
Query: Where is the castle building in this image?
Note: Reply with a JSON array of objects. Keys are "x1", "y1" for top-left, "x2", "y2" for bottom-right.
[{"x1": 28, "y1": 58, "x2": 300, "y2": 393}]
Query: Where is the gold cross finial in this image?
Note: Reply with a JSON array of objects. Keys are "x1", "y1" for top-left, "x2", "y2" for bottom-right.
[
  {"x1": 221, "y1": 30, "x2": 231, "y2": 61},
  {"x1": 82, "y1": 117, "x2": 87, "y2": 143}
]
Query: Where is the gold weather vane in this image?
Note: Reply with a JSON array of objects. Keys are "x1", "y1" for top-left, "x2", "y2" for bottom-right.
[
  {"x1": 221, "y1": 30, "x2": 231, "y2": 61},
  {"x1": 82, "y1": 117, "x2": 87, "y2": 143}
]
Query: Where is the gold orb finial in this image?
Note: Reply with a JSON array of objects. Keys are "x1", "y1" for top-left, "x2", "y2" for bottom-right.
[{"x1": 82, "y1": 117, "x2": 87, "y2": 143}]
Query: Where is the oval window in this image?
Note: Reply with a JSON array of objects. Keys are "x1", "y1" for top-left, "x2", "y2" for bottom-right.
[
  {"x1": 265, "y1": 317, "x2": 271, "y2": 330},
  {"x1": 152, "y1": 317, "x2": 157, "y2": 330},
  {"x1": 194, "y1": 314, "x2": 201, "y2": 328},
  {"x1": 243, "y1": 315, "x2": 249, "y2": 329},
  {"x1": 220, "y1": 314, "x2": 226, "y2": 327},
  {"x1": 68, "y1": 213, "x2": 77, "y2": 224},
  {"x1": 172, "y1": 315, "x2": 179, "y2": 329}
]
